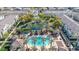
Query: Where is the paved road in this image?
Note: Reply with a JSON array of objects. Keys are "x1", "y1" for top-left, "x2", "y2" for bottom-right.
[
  {"x1": 0, "y1": 10, "x2": 67, "y2": 15},
  {"x1": 0, "y1": 11, "x2": 27, "y2": 15},
  {"x1": 0, "y1": 15, "x2": 17, "y2": 35},
  {"x1": 55, "y1": 13, "x2": 79, "y2": 37},
  {"x1": 44, "y1": 10, "x2": 67, "y2": 15}
]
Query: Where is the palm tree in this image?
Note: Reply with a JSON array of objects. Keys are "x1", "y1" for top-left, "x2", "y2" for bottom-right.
[
  {"x1": 25, "y1": 39, "x2": 27, "y2": 46},
  {"x1": 24, "y1": 36, "x2": 28, "y2": 51},
  {"x1": 40, "y1": 30, "x2": 43, "y2": 35},
  {"x1": 29, "y1": 31, "x2": 32, "y2": 36},
  {"x1": 32, "y1": 37, "x2": 37, "y2": 51},
  {"x1": 44, "y1": 21, "x2": 49, "y2": 34},
  {"x1": 53, "y1": 16, "x2": 62, "y2": 29},
  {"x1": 42, "y1": 38, "x2": 45, "y2": 51},
  {"x1": 49, "y1": 38, "x2": 53, "y2": 51}
]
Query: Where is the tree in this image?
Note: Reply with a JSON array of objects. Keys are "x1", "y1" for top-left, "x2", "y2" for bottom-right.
[
  {"x1": 49, "y1": 16, "x2": 62, "y2": 29},
  {"x1": 38, "y1": 13, "x2": 51, "y2": 21},
  {"x1": 38, "y1": 13, "x2": 46, "y2": 19},
  {"x1": 49, "y1": 18, "x2": 55, "y2": 23},
  {"x1": 18, "y1": 13, "x2": 34, "y2": 22},
  {"x1": 53, "y1": 19, "x2": 62, "y2": 29}
]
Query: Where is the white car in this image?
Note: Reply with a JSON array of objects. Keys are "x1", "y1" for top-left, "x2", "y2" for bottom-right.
[{"x1": 0, "y1": 15, "x2": 4, "y2": 21}]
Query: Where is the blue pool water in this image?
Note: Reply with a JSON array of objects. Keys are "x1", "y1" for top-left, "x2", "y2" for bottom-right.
[{"x1": 27, "y1": 36, "x2": 50, "y2": 47}]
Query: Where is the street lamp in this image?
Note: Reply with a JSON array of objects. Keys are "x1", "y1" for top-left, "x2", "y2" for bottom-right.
[{"x1": 76, "y1": 33, "x2": 79, "y2": 46}]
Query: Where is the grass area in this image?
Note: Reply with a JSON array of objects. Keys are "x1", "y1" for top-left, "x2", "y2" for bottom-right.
[
  {"x1": 32, "y1": 23, "x2": 43, "y2": 29},
  {"x1": 0, "y1": 38, "x2": 5, "y2": 41},
  {"x1": 17, "y1": 28, "x2": 31, "y2": 34},
  {"x1": 0, "y1": 47, "x2": 7, "y2": 51},
  {"x1": 0, "y1": 43, "x2": 10, "y2": 51}
]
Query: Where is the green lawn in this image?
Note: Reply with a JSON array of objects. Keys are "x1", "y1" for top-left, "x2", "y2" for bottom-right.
[{"x1": 0, "y1": 44, "x2": 9, "y2": 51}]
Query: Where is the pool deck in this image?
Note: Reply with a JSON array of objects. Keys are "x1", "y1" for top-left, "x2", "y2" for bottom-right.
[
  {"x1": 25, "y1": 33, "x2": 69, "y2": 51},
  {"x1": 53, "y1": 35, "x2": 68, "y2": 51}
]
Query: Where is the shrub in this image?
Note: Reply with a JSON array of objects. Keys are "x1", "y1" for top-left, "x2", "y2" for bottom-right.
[{"x1": 3, "y1": 32, "x2": 9, "y2": 39}]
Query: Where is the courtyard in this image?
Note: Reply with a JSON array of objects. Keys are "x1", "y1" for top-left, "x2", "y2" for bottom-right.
[{"x1": 0, "y1": 8, "x2": 68, "y2": 51}]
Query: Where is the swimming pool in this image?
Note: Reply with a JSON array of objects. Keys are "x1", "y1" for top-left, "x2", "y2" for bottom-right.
[{"x1": 27, "y1": 35, "x2": 51, "y2": 47}]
